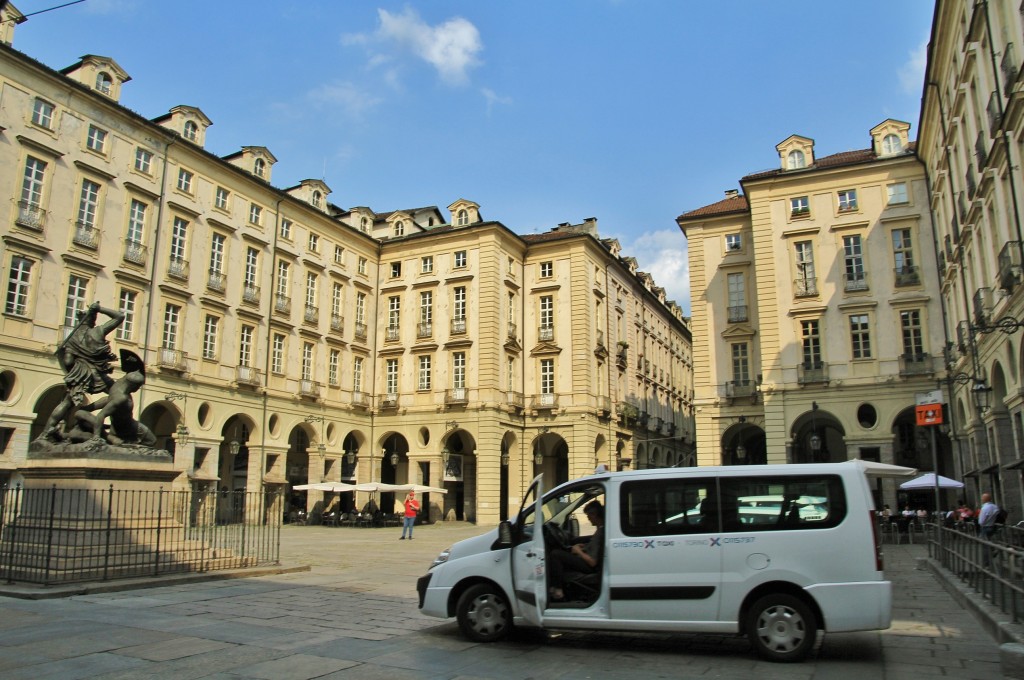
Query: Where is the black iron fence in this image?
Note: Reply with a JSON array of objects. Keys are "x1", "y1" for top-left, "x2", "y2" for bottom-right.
[
  {"x1": 927, "y1": 522, "x2": 1024, "y2": 623},
  {"x1": 0, "y1": 486, "x2": 282, "y2": 586}
]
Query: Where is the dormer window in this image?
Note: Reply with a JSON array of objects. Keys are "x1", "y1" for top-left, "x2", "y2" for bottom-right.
[
  {"x1": 457, "y1": 209, "x2": 468, "y2": 226},
  {"x1": 882, "y1": 134, "x2": 902, "y2": 155},
  {"x1": 312, "y1": 190, "x2": 323, "y2": 209},
  {"x1": 394, "y1": 221, "x2": 404, "y2": 237},
  {"x1": 361, "y1": 217, "x2": 369, "y2": 233},
  {"x1": 183, "y1": 120, "x2": 198, "y2": 142},
  {"x1": 787, "y1": 150, "x2": 806, "y2": 169},
  {"x1": 254, "y1": 158, "x2": 265, "y2": 178},
  {"x1": 95, "y1": 72, "x2": 112, "y2": 95}
]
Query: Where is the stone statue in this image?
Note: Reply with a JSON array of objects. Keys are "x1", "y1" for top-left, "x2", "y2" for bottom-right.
[{"x1": 67, "y1": 349, "x2": 157, "y2": 448}]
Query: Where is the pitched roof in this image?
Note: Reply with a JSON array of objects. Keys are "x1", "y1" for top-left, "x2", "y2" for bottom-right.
[
  {"x1": 676, "y1": 194, "x2": 749, "y2": 221},
  {"x1": 742, "y1": 143, "x2": 917, "y2": 182}
]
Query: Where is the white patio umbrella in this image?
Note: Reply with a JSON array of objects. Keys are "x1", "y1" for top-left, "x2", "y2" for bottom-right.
[
  {"x1": 390, "y1": 483, "x2": 448, "y2": 495},
  {"x1": 291, "y1": 481, "x2": 359, "y2": 492},
  {"x1": 899, "y1": 473, "x2": 964, "y2": 490}
]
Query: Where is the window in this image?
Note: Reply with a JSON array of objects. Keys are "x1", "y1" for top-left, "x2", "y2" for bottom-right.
[
  {"x1": 540, "y1": 358, "x2": 554, "y2": 394},
  {"x1": 209, "y1": 233, "x2": 225, "y2": 275},
  {"x1": 418, "y1": 355, "x2": 432, "y2": 390},
  {"x1": 308, "y1": 233, "x2": 319, "y2": 253},
  {"x1": 787, "y1": 150, "x2": 806, "y2": 169},
  {"x1": 390, "y1": 261, "x2": 402, "y2": 278},
  {"x1": 32, "y1": 98, "x2": 54, "y2": 129},
  {"x1": 507, "y1": 356, "x2": 516, "y2": 392},
  {"x1": 244, "y1": 248, "x2": 259, "y2": 288},
  {"x1": 454, "y1": 250, "x2": 467, "y2": 268},
  {"x1": 892, "y1": 228, "x2": 915, "y2": 274},
  {"x1": 887, "y1": 182, "x2": 908, "y2": 205},
  {"x1": 837, "y1": 189, "x2": 858, "y2": 212},
  {"x1": 279, "y1": 219, "x2": 292, "y2": 240},
  {"x1": 176, "y1": 168, "x2": 193, "y2": 193},
  {"x1": 794, "y1": 241, "x2": 816, "y2": 296},
  {"x1": 170, "y1": 217, "x2": 189, "y2": 262},
  {"x1": 420, "y1": 290, "x2": 433, "y2": 330},
  {"x1": 540, "y1": 261, "x2": 553, "y2": 278},
  {"x1": 719, "y1": 476, "x2": 847, "y2": 531},
  {"x1": 454, "y1": 286, "x2": 467, "y2": 321},
  {"x1": 727, "y1": 272, "x2": 746, "y2": 322},
  {"x1": 731, "y1": 342, "x2": 749, "y2": 385},
  {"x1": 21, "y1": 156, "x2": 47, "y2": 209},
  {"x1": 116, "y1": 289, "x2": 136, "y2": 341},
  {"x1": 540, "y1": 295, "x2": 553, "y2": 334},
  {"x1": 790, "y1": 196, "x2": 810, "y2": 217},
  {"x1": 301, "y1": 342, "x2": 314, "y2": 381},
  {"x1": 801, "y1": 319, "x2": 822, "y2": 368},
  {"x1": 249, "y1": 203, "x2": 262, "y2": 226},
  {"x1": 901, "y1": 309, "x2": 924, "y2": 357},
  {"x1": 421, "y1": 255, "x2": 433, "y2": 273},
  {"x1": 239, "y1": 325, "x2": 254, "y2": 367},
  {"x1": 358, "y1": 257, "x2": 368, "y2": 275},
  {"x1": 329, "y1": 349, "x2": 340, "y2": 386},
  {"x1": 331, "y1": 282, "x2": 343, "y2": 318},
  {"x1": 86, "y1": 125, "x2": 107, "y2": 153},
  {"x1": 386, "y1": 358, "x2": 399, "y2": 395},
  {"x1": 271, "y1": 333, "x2": 285, "y2": 374},
  {"x1": 276, "y1": 260, "x2": 290, "y2": 298},
  {"x1": 394, "y1": 221, "x2": 405, "y2": 237},
  {"x1": 356, "y1": 292, "x2": 366, "y2": 326},
  {"x1": 64, "y1": 275, "x2": 89, "y2": 328},
  {"x1": 850, "y1": 314, "x2": 872, "y2": 359},
  {"x1": 725, "y1": 233, "x2": 742, "y2": 251},
  {"x1": 305, "y1": 271, "x2": 318, "y2": 308},
  {"x1": 76, "y1": 179, "x2": 100, "y2": 230},
  {"x1": 134, "y1": 147, "x2": 153, "y2": 174},
  {"x1": 215, "y1": 187, "x2": 230, "y2": 210},
  {"x1": 457, "y1": 209, "x2": 469, "y2": 226},
  {"x1": 881, "y1": 134, "x2": 902, "y2": 155},
  {"x1": 183, "y1": 120, "x2": 198, "y2": 142},
  {"x1": 842, "y1": 235, "x2": 867, "y2": 291},
  {"x1": 353, "y1": 357, "x2": 363, "y2": 392},
  {"x1": 95, "y1": 72, "x2": 112, "y2": 94},
  {"x1": 203, "y1": 315, "x2": 219, "y2": 360},
  {"x1": 254, "y1": 157, "x2": 266, "y2": 178},
  {"x1": 360, "y1": 217, "x2": 370, "y2": 233},
  {"x1": 388, "y1": 296, "x2": 401, "y2": 329},
  {"x1": 620, "y1": 477, "x2": 715, "y2": 536},
  {"x1": 312, "y1": 190, "x2": 323, "y2": 209},
  {"x1": 453, "y1": 352, "x2": 466, "y2": 389},
  {"x1": 5, "y1": 256, "x2": 32, "y2": 316},
  {"x1": 334, "y1": 245, "x2": 344, "y2": 265},
  {"x1": 162, "y1": 304, "x2": 181, "y2": 349}
]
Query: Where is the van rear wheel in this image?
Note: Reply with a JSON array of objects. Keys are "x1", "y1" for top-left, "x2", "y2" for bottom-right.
[
  {"x1": 746, "y1": 593, "x2": 817, "y2": 662},
  {"x1": 456, "y1": 583, "x2": 511, "y2": 642}
]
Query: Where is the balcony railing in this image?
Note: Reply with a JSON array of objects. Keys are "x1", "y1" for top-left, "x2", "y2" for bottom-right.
[
  {"x1": 235, "y1": 365, "x2": 263, "y2": 387},
  {"x1": 167, "y1": 257, "x2": 190, "y2": 281},
  {"x1": 385, "y1": 325, "x2": 400, "y2": 342},
  {"x1": 207, "y1": 270, "x2": 226, "y2": 292},
  {"x1": 445, "y1": 387, "x2": 468, "y2": 404},
  {"x1": 72, "y1": 223, "x2": 100, "y2": 249},
  {"x1": 354, "y1": 322, "x2": 367, "y2": 340},
  {"x1": 597, "y1": 396, "x2": 612, "y2": 416},
  {"x1": 843, "y1": 271, "x2": 868, "y2": 292},
  {"x1": 596, "y1": 329, "x2": 605, "y2": 348},
  {"x1": 727, "y1": 305, "x2": 748, "y2": 323},
  {"x1": 157, "y1": 347, "x2": 188, "y2": 372},
  {"x1": 274, "y1": 294, "x2": 291, "y2": 315},
  {"x1": 1002, "y1": 42, "x2": 1018, "y2": 93},
  {"x1": 122, "y1": 239, "x2": 147, "y2": 265},
  {"x1": 16, "y1": 201, "x2": 46, "y2": 231},
  {"x1": 973, "y1": 287, "x2": 992, "y2": 327},
  {"x1": 507, "y1": 322, "x2": 517, "y2": 340},
  {"x1": 507, "y1": 391, "x2": 524, "y2": 409},
  {"x1": 988, "y1": 91, "x2": 1002, "y2": 138},
  {"x1": 450, "y1": 317, "x2": 467, "y2": 335},
  {"x1": 725, "y1": 380, "x2": 754, "y2": 398},
  {"x1": 894, "y1": 265, "x2": 920, "y2": 287},
  {"x1": 417, "y1": 322, "x2": 433, "y2": 338},
  {"x1": 966, "y1": 168, "x2": 977, "y2": 198},
  {"x1": 998, "y1": 241, "x2": 1023, "y2": 291},
  {"x1": 797, "y1": 361, "x2": 828, "y2": 384},
  {"x1": 899, "y1": 353, "x2": 933, "y2": 376},
  {"x1": 304, "y1": 304, "x2": 319, "y2": 323},
  {"x1": 298, "y1": 379, "x2": 321, "y2": 399},
  {"x1": 330, "y1": 314, "x2": 344, "y2": 333},
  {"x1": 538, "y1": 325, "x2": 554, "y2": 342},
  {"x1": 976, "y1": 131, "x2": 988, "y2": 169},
  {"x1": 532, "y1": 393, "x2": 558, "y2": 410},
  {"x1": 242, "y1": 284, "x2": 260, "y2": 304},
  {"x1": 351, "y1": 391, "x2": 369, "y2": 408},
  {"x1": 794, "y1": 277, "x2": 817, "y2": 297},
  {"x1": 379, "y1": 393, "x2": 398, "y2": 409}
]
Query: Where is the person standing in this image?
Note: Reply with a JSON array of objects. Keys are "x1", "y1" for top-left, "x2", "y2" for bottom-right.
[
  {"x1": 977, "y1": 493, "x2": 1000, "y2": 540},
  {"x1": 400, "y1": 491, "x2": 420, "y2": 540}
]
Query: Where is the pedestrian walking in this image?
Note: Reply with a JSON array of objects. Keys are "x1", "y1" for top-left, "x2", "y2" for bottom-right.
[
  {"x1": 977, "y1": 493, "x2": 1000, "y2": 540},
  {"x1": 400, "y1": 491, "x2": 420, "y2": 540}
]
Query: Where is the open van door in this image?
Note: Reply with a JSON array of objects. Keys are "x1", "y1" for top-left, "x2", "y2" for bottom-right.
[{"x1": 511, "y1": 474, "x2": 546, "y2": 627}]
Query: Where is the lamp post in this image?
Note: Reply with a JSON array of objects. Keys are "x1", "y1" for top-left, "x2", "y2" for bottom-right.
[
  {"x1": 304, "y1": 415, "x2": 326, "y2": 481},
  {"x1": 735, "y1": 443, "x2": 747, "y2": 464},
  {"x1": 809, "y1": 401, "x2": 821, "y2": 463},
  {"x1": 166, "y1": 391, "x2": 190, "y2": 445}
]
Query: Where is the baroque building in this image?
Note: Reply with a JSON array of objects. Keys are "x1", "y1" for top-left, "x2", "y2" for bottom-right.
[
  {"x1": 677, "y1": 120, "x2": 950, "y2": 509},
  {"x1": 0, "y1": 13, "x2": 693, "y2": 524},
  {"x1": 918, "y1": 0, "x2": 1024, "y2": 519}
]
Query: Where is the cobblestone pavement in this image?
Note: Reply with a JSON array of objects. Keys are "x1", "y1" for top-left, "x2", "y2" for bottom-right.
[{"x1": 0, "y1": 522, "x2": 1008, "y2": 679}]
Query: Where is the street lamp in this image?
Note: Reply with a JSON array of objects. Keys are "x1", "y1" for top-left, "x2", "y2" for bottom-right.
[
  {"x1": 735, "y1": 443, "x2": 747, "y2": 463},
  {"x1": 166, "y1": 391, "x2": 190, "y2": 445},
  {"x1": 971, "y1": 379, "x2": 992, "y2": 413},
  {"x1": 809, "y1": 401, "x2": 821, "y2": 462},
  {"x1": 501, "y1": 451, "x2": 510, "y2": 466},
  {"x1": 390, "y1": 451, "x2": 400, "y2": 467},
  {"x1": 229, "y1": 439, "x2": 241, "y2": 456},
  {"x1": 346, "y1": 447, "x2": 357, "y2": 465},
  {"x1": 305, "y1": 415, "x2": 327, "y2": 481}
]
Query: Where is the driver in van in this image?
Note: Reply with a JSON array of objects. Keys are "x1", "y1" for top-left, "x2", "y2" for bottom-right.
[{"x1": 548, "y1": 500, "x2": 604, "y2": 602}]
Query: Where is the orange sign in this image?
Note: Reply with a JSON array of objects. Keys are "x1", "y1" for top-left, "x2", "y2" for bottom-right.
[{"x1": 915, "y1": 404, "x2": 943, "y2": 426}]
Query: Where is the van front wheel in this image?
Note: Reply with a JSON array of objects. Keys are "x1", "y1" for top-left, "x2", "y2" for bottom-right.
[
  {"x1": 746, "y1": 593, "x2": 817, "y2": 662},
  {"x1": 456, "y1": 583, "x2": 511, "y2": 642}
]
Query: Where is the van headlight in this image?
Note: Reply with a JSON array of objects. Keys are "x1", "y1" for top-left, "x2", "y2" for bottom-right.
[{"x1": 430, "y1": 547, "x2": 451, "y2": 570}]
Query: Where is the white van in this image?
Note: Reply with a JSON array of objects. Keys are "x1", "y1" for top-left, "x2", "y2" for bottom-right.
[{"x1": 417, "y1": 460, "x2": 913, "y2": 662}]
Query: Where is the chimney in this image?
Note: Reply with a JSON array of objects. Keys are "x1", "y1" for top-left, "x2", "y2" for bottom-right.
[{"x1": 724, "y1": 189, "x2": 739, "y2": 199}]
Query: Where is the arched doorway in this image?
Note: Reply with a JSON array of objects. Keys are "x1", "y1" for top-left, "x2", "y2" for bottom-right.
[
  {"x1": 791, "y1": 404, "x2": 846, "y2": 464},
  {"x1": 721, "y1": 420, "x2": 767, "y2": 465},
  {"x1": 380, "y1": 432, "x2": 410, "y2": 515},
  {"x1": 442, "y1": 429, "x2": 478, "y2": 521},
  {"x1": 532, "y1": 432, "x2": 568, "y2": 486},
  {"x1": 217, "y1": 416, "x2": 252, "y2": 523}
]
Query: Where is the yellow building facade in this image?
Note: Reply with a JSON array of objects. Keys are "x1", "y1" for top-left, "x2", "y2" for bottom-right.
[
  {"x1": 918, "y1": 0, "x2": 1024, "y2": 519},
  {"x1": 0, "y1": 21, "x2": 693, "y2": 524},
  {"x1": 678, "y1": 121, "x2": 951, "y2": 509}
]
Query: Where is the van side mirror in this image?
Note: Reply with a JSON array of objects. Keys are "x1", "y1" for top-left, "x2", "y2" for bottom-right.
[{"x1": 495, "y1": 520, "x2": 513, "y2": 548}]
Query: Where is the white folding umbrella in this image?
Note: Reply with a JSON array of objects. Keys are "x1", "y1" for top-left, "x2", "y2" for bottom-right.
[
  {"x1": 292, "y1": 481, "x2": 359, "y2": 492},
  {"x1": 390, "y1": 483, "x2": 448, "y2": 495},
  {"x1": 899, "y1": 473, "x2": 964, "y2": 490}
]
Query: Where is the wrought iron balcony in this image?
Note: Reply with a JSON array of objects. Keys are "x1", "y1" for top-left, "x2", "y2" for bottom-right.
[
  {"x1": 975, "y1": 131, "x2": 988, "y2": 169},
  {"x1": 797, "y1": 361, "x2": 828, "y2": 384},
  {"x1": 242, "y1": 284, "x2": 261, "y2": 304},
  {"x1": 998, "y1": 241, "x2": 1023, "y2": 291},
  {"x1": 531, "y1": 393, "x2": 558, "y2": 410},
  {"x1": 354, "y1": 322, "x2": 367, "y2": 340},
  {"x1": 15, "y1": 201, "x2": 45, "y2": 231},
  {"x1": 894, "y1": 265, "x2": 921, "y2": 287},
  {"x1": 72, "y1": 222, "x2": 99, "y2": 249},
  {"x1": 207, "y1": 270, "x2": 226, "y2": 292},
  {"x1": 122, "y1": 239, "x2": 147, "y2": 265},
  {"x1": 1002, "y1": 42, "x2": 1018, "y2": 93},
  {"x1": 351, "y1": 391, "x2": 369, "y2": 408},
  {"x1": 597, "y1": 395, "x2": 612, "y2": 416},
  {"x1": 450, "y1": 317, "x2": 467, "y2": 335},
  {"x1": 274, "y1": 294, "x2": 291, "y2": 315},
  {"x1": 445, "y1": 387, "x2": 468, "y2": 404},
  {"x1": 304, "y1": 304, "x2": 319, "y2": 323},
  {"x1": 728, "y1": 305, "x2": 748, "y2": 323},
  {"x1": 417, "y1": 322, "x2": 433, "y2": 338},
  {"x1": 235, "y1": 365, "x2": 263, "y2": 387},
  {"x1": 506, "y1": 391, "x2": 524, "y2": 409},
  {"x1": 298, "y1": 379, "x2": 321, "y2": 399},
  {"x1": 167, "y1": 257, "x2": 190, "y2": 281},
  {"x1": 899, "y1": 353, "x2": 933, "y2": 376},
  {"x1": 794, "y1": 277, "x2": 817, "y2": 297},
  {"x1": 843, "y1": 271, "x2": 868, "y2": 292},
  {"x1": 973, "y1": 287, "x2": 992, "y2": 327},
  {"x1": 725, "y1": 380, "x2": 754, "y2": 398},
  {"x1": 158, "y1": 347, "x2": 188, "y2": 372},
  {"x1": 538, "y1": 325, "x2": 554, "y2": 342},
  {"x1": 507, "y1": 322, "x2": 517, "y2": 340},
  {"x1": 596, "y1": 329, "x2": 605, "y2": 348},
  {"x1": 385, "y1": 325, "x2": 400, "y2": 342},
  {"x1": 379, "y1": 393, "x2": 398, "y2": 409},
  {"x1": 330, "y1": 314, "x2": 344, "y2": 333}
]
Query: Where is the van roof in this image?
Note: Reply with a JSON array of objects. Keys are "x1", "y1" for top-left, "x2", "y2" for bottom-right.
[{"x1": 576, "y1": 460, "x2": 915, "y2": 487}]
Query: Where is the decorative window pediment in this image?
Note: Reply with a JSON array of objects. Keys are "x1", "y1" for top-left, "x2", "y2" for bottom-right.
[{"x1": 776, "y1": 135, "x2": 815, "y2": 170}]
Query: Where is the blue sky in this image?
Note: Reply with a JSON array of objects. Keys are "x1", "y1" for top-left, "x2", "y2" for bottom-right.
[{"x1": 11, "y1": 0, "x2": 934, "y2": 314}]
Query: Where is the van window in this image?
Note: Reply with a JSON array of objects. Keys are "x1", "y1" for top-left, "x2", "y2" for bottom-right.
[
  {"x1": 719, "y1": 475, "x2": 846, "y2": 531},
  {"x1": 620, "y1": 478, "x2": 718, "y2": 536}
]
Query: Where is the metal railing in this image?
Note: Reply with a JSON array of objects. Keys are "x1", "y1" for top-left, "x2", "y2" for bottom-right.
[
  {"x1": 0, "y1": 486, "x2": 282, "y2": 586},
  {"x1": 928, "y1": 523, "x2": 1024, "y2": 623}
]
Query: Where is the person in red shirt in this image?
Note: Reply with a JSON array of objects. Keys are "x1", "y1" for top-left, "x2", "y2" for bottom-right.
[{"x1": 400, "y1": 491, "x2": 420, "y2": 540}]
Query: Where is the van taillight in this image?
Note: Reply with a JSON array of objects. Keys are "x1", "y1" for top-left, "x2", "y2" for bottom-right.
[{"x1": 870, "y1": 511, "x2": 883, "y2": 571}]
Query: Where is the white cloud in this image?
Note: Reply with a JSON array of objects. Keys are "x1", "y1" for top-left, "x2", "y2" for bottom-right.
[
  {"x1": 481, "y1": 87, "x2": 512, "y2": 113},
  {"x1": 622, "y1": 229, "x2": 691, "y2": 314},
  {"x1": 307, "y1": 81, "x2": 382, "y2": 118},
  {"x1": 899, "y1": 40, "x2": 927, "y2": 94}
]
